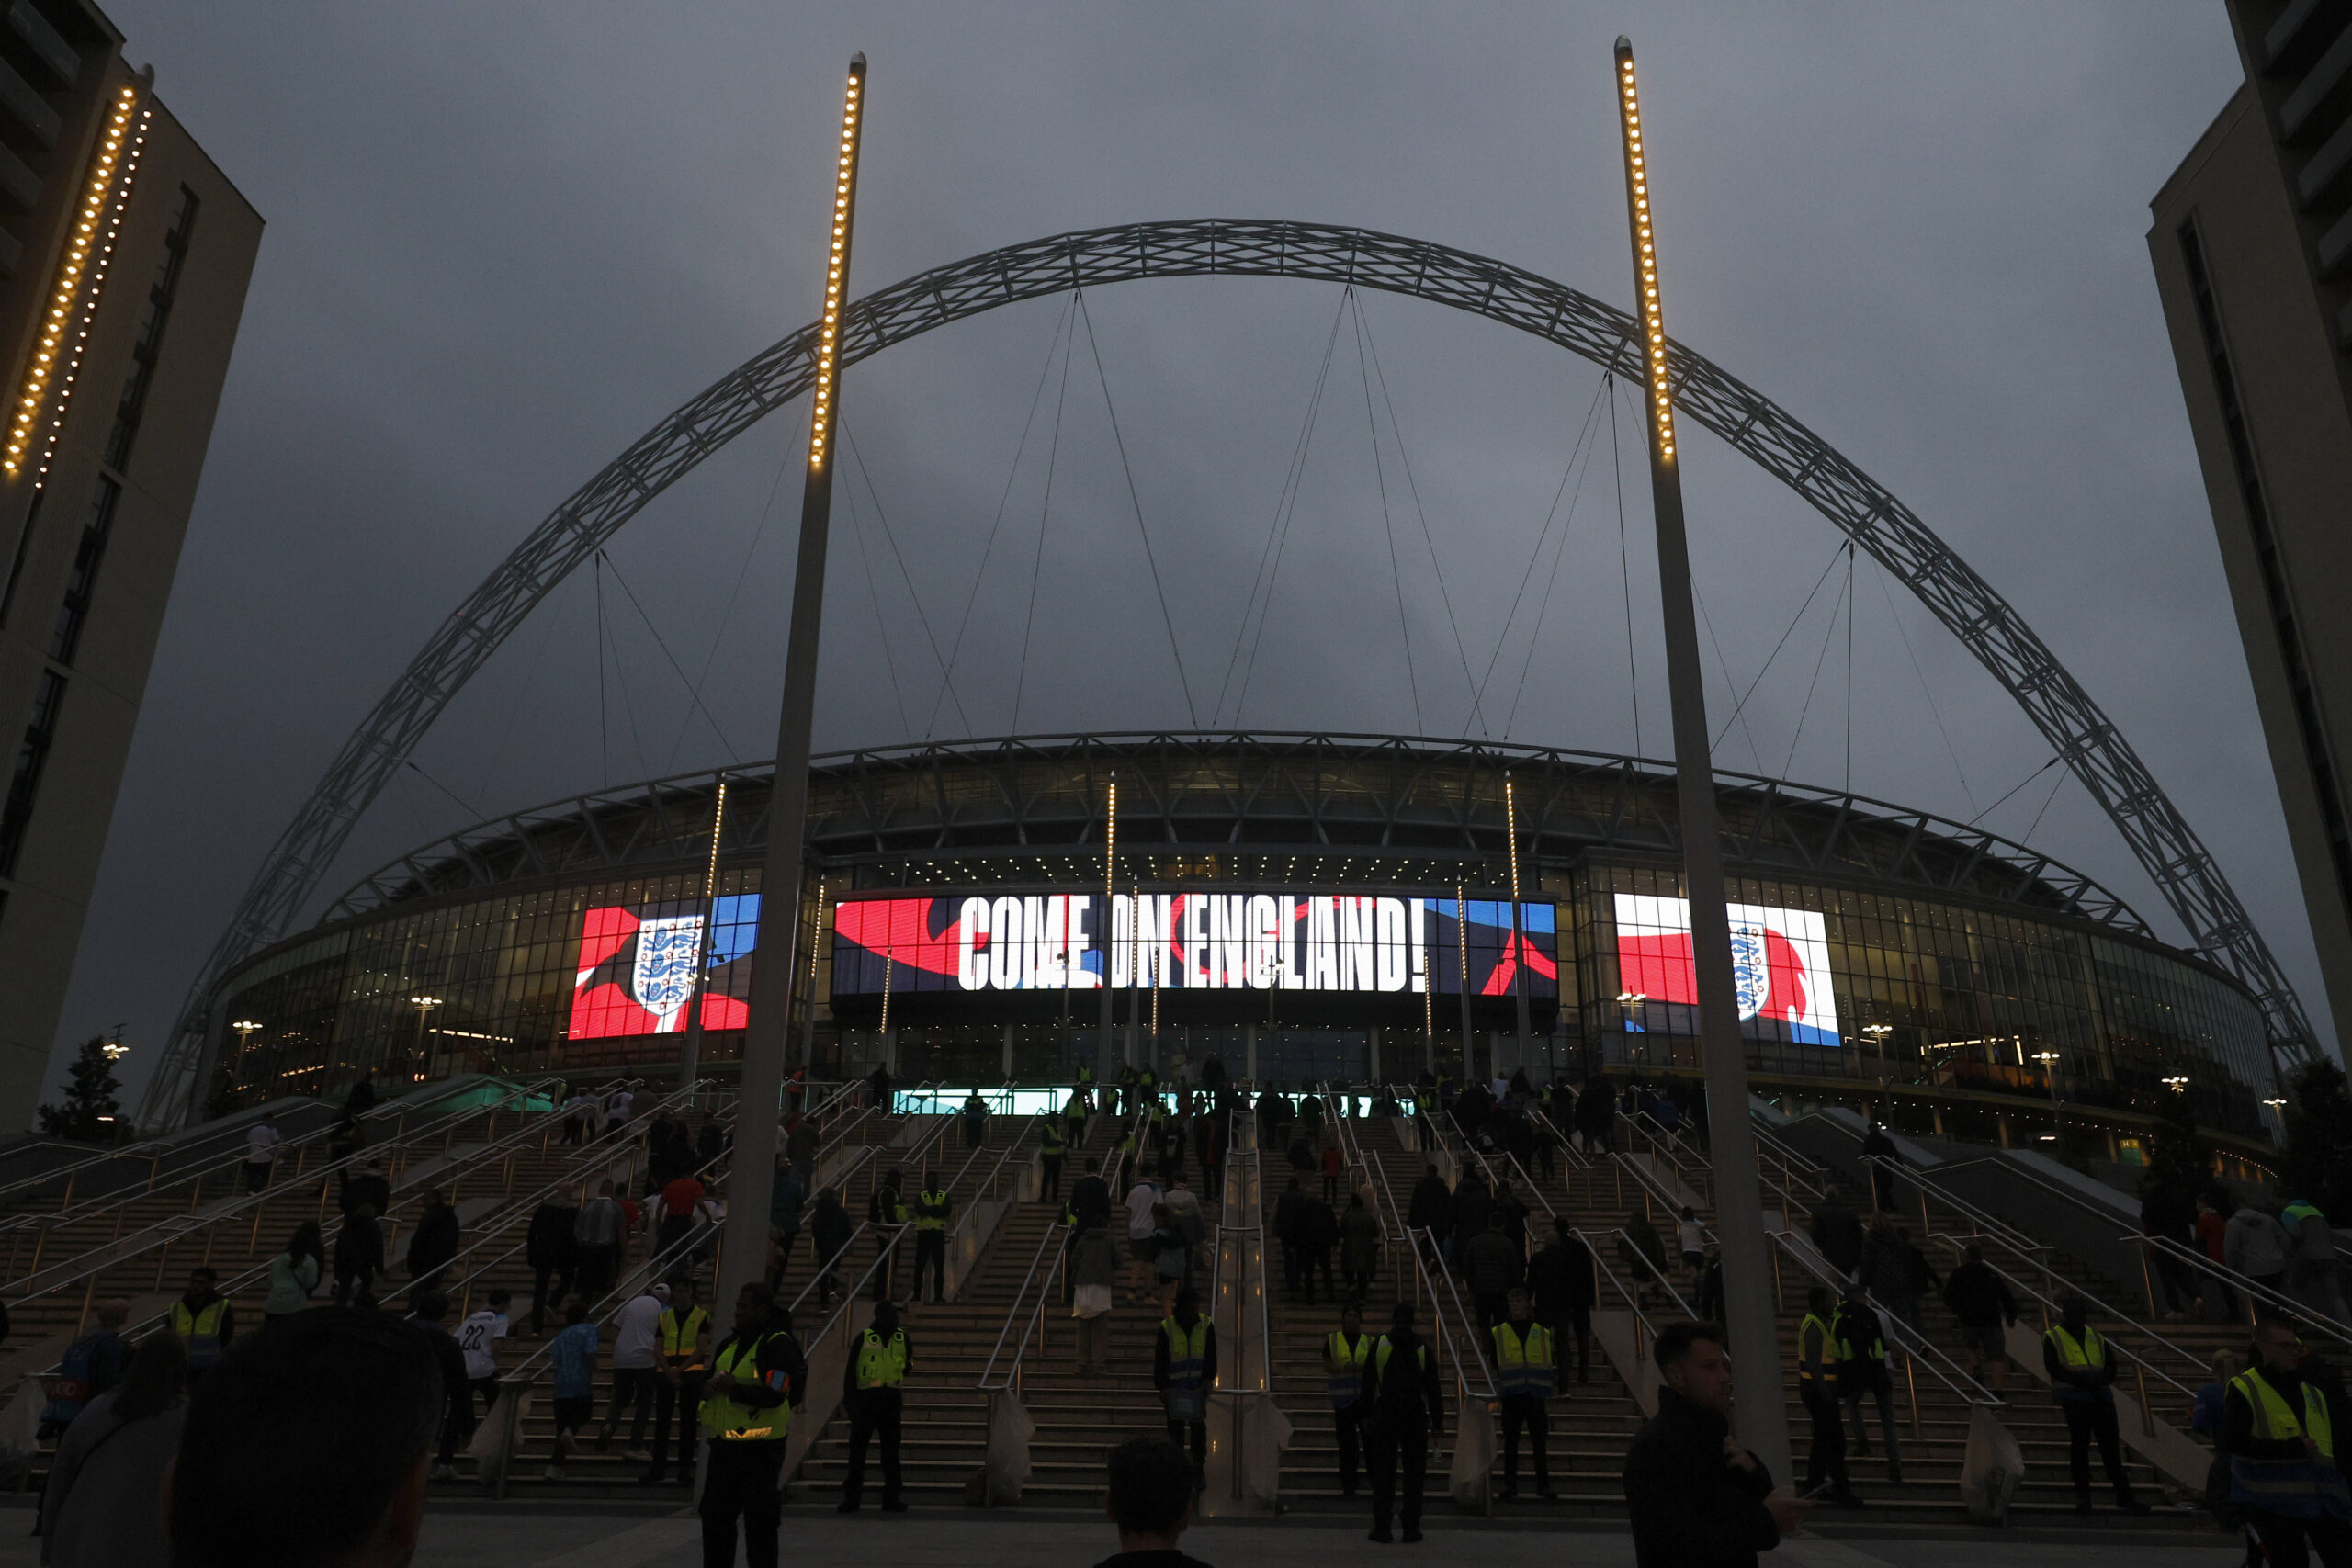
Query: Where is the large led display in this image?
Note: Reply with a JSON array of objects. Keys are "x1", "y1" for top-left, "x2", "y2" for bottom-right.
[
  {"x1": 569, "y1": 894, "x2": 759, "y2": 1040},
  {"x1": 1612, "y1": 893, "x2": 1841, "y2": 1047},
  {"x1": 830, "y1": 891, "x2": 1555, "y2": 1001}
]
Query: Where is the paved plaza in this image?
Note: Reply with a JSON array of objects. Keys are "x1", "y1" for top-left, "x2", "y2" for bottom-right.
[{"x1": 0, "y1": 1503, "x2": 2233, "y2": 1568}]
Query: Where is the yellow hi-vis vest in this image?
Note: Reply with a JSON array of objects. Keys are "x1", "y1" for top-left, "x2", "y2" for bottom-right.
[
  {"x1": 173, "y1": 1299, "x2": 227, "y2": 1368},
  {"x1": 1798, "y1": 1313, "x2": 1837, "y2": 1382},
  {"x1": 2044, "y1": 1324, "x2": 2104, "y2": 1369},
  {"x1": 1326, "y1": 1329, "x2": 1372, "y2": 1407},
  {"x1": 2230, "y1": 1368, "x2": 2352, "y2": 1520},
  {"x1": 1831, "y1": 1305, "x2": 1884, "y2": 1364},
  {"x1": 856, "y1": 1328, "x2": 909, "y2": 1389},
  {"x1": 659, "y1": 1305, "x2": 710, "y2": 1370},
  {"x1": 1041, "y1": 1122, "x2": 1067, "y2": 1156},
  {"x1": 915, "y1": 1190, "x2": 949, "y2": 1232},
  {"x1": 1162, "y1": 1316, "x2": 1209, "y2": 1390},
  {"x1": 698, "y1": 1334, "x2": 788, "y2": 1442},
  {"x1": 1491, "y1": 1320, "x2": 1555, "y2": 1399}
]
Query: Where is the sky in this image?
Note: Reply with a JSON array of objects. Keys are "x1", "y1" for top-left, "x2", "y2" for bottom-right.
[{"x1": 57, "y1": 2, "x2": 2314, "y2": 1107}]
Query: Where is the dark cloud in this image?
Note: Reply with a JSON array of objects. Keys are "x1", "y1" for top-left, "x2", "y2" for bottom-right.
[{"x1": 67, "y1": 1, "x2": 2324, "y2": 1103}]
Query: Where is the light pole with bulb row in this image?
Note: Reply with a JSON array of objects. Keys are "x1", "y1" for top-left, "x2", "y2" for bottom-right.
[{"x1": 409, "y1": 995, "x2": 442, "y2": 1082}]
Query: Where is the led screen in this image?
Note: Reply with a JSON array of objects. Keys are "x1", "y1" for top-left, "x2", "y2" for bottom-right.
[
  {"x1": 569, "y1": 894, "x2": 760, "y2": 1040},
  {"x1": 1612, "y1": 893, "x2": 1841, "y2": 1047},
  {"x1": 830, "y1": 891, "x2": 1555, "y2": 1002}
]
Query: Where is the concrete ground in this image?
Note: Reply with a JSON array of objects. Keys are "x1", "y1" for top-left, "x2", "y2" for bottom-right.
[{"x1": 363, "y1": 1506, "x2": 2243, "y2": 1568}]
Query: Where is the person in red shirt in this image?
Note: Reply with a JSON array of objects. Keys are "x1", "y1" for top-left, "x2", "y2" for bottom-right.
[
  {"x1": 2195, "y1": 1196, "x2": 2229, "y2": 1266},
  {"x1": 660, "y1": 1174, "x2": 707, "y2": 1258}
]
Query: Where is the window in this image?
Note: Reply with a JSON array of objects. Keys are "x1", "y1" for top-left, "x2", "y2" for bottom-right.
[
  {"x1": 101, "y1": 185, "x2": 198, "y2": 474},
  {"x1": 47, "y1": 477, "x2": 118, "y2": 665}
]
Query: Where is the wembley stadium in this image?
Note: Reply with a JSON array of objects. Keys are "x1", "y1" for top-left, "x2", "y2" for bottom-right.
[{"x1": 199, "y1": 731, "x2": 2280, "y2": 1165}]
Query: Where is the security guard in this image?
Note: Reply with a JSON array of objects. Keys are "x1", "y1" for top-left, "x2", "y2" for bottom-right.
[
  {"x1": 1324, "y1": 1302, "x2": 1374, "y2": 1497},
  {"x1": 911, "y1": 1167, "x2": 953, "y2": 1305},
  {"x1": 643, "y1": 1274, "x2": 711, "y2": 1486},
  {"x1": 840, "y1": 1298, "x2": 912, "y2": 1512},
  {"x1": 1365, "y1": 1302, "x2": 1445, "y2": 1543},
  {"x1": 2041, "y1": 1295, "x2": 2146, "y2": 1514},
  {"x1": 869, "y1": 1168, "x2": 910, "y2": 1303},
  {"x1": 1062, "y1": 1088, "x2": 1090, "y2": 1156},
  {"x1": 1117, "y1": 1064, "x2": 1140, "y2": 1118},
  {"x1": 698, "y1": 1281, "x2": 806, "y2": 1568},
  {"x1": 1491, "y1": 1286, "x2": 1557, "y2": 1500},
  {"x1": 1796, "y1": 1285, "x2": 1857, "y2": 1506},
  {"x1": 1138, "y1": 1063, "x2": 1159, "y2": 1109},
  {"x1": 2226, "y1": 1316, "x2": 2352, "y2": 1562},
  {"x1": 1831, "y1": 1286, "x2": 1902, "y2": 1482},
  {"x1": 171, "y1": 1267, "x2": 234, "y2": 1376},
  {"x1": 1153, "y1": 1284, "x2": 1216, "y2": 1474},
  {"x1": 1040, "y1": 1116, "x2": 1068, "y2": 1201}
]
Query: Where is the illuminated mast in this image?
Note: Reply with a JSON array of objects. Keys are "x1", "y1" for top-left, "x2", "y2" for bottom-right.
[
  {"x1": 1612, "y1": 36, "x2": 1791, "y2": 1475},
  {"x1": 720, "y1": 52, "x2": 869, "y2": 1315}
]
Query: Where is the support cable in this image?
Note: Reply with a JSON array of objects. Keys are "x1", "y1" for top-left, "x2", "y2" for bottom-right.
[
  {"x1": 1478, "y1": 367, "x2": 1610, "y2": 728},
  {"x1": 1353, "y1": 297, "x2": 1487, "y2": 736},
  {"x1": 595, "y1": 551, "x2": 652, "y2": 783},
  {"x1": 1969, "y1": 754, "x2": 2063, "y2": 829},
  {"x1": 2020, "y1": 765, "x2": 2070, "y2": 845},
  {"x1": 475, "y1": 570, "x2": 568, "y2": 805},
  {"x1": 1351, "y1": 288, "x2": 1423, "y2": 732},
  {"x1": 1778, "y1": 560, "x2": 1851, "y2": 780},
  {"x1": 595, "y1": 547, "x2": 741, "y2": 759},
  {"x1": 1074, "y1": 290, "x2": 1198, "y2": 726},
  {"x1": 1694, "y1": 581, "x2": 1766, "y2": 773},
  {"x1": 843, "y1": 423, "x2": 971, "y2": 735},
  {"x1": 1872, "y1": 559, "x2": 1977, "y2": 813},
  {"x1": 1708, "y1": 540, "x2": 1849, "y2": 754},
  {"x1": 841, "y1": 462, "x2": 913, "y2": 738},
  {"x1": 928, "y1": 295, "x2": 1076, "y2": 739},
  {"x1": 1011, "y1": 294, "x2": 1079, "y2": 735},
  {"x1": 593, "y1": 554, "x2": 609, "y2": 790},
  {"x1": 662, "y1": 427, "x2": 797, "y2": 773},
  {"x1": 404, "y1": 760, "x2": 480, "y2": 818},
  {"x1": 1221, "y1": 288, "x2": 1351, "y2": 727},
  {"x1": 1844, "y1": 542, "x2": 1857, "y2": 795}
]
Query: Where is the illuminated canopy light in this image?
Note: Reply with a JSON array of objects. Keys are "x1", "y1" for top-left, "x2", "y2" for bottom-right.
[
  {"x1": 1615, "y1": 45, "x2": 1674, "y2": 460},
  {"x1": 7, "y1": 85, "x2": 144, "y2": 479},
  {"x1": 807, "y1": 56, "x2": 866, "y2": 468}
]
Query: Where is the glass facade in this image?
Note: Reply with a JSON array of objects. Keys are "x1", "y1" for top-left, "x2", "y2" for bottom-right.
[{"x1": 210, "y1": 740, "x2": 2280, "y2": 1147}]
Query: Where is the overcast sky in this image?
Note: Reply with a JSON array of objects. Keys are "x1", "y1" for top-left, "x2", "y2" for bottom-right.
[{"x1": 59, "y1": 2, "x2": 2312, "y2": 1106}]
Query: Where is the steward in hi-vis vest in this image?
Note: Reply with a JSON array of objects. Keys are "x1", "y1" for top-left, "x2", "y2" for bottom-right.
[
  {"x1": 2225, "y1": 1317, "x2": 2352, "y2": 1541},
  {"x1": 1491, "y1": 1288, "x2": 1557, "y2": 1500},
  {"x1": 1832, "y1": 1288, "x2": 1905, "y2": 1483},
  {"x1": 644, "y1": 1278, "x2": 712, "y2": 1485},
  {"x1": 1040, "y1": 1118, "x2": 1068, "y2": 1201},
  {"x1": 1324, "y1": 1304, "x2": 1374, "y2": 1497},
  {"x1": 910, "y1": 1168, "x2": 953, "y2": 1306},
  {"x1": 172, "y1": 1268, "x2": 235, "y2": 1374},
  {"x1": 1364, "y1": 1303, "x2": 1445, "y2": 1542},
  {"x1": 1795, "y1": 1285, "x2": 1856, "y2": 1506},
  {"x1": 2040, "y1": 1298, "x2": 2147, "y2": 1515},
  {"x1": 696, "y1": 1284, "x2": 807, "y2": 1566},
  {"x1": 1153, "y1": 1285, "x2": 1217, "y2": 1473},
  {"x1": 840, "y1": 1300, "x2": 912, "y2": 1513}
]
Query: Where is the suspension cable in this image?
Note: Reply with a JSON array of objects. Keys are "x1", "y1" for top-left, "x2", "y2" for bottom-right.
[
  {"x1": 844, "y1": 423, "x2": 971, "y2": 736},
  {"x1": 1478, "y1": 367, "x2": 1610, "y2": 728},
  {"x1": 1075, "y1": 291, "x2": 1198, "y2": 726},
  {"x1": 595, "y1": 551, "x2": 651, "y2": 782},
  {"x1": 1222, "y1": 289, "x2": 1351, "y2": 727},
  {"x1": 1611, "y1": 372, "x2": 1643, "y2": 759},
  {"x1": 2019, "y1": 766, "x2": 2069, "y2": 844},
  {"x1": 1872, "y1": 558, "x2": 1976, "y2": 812},
  {"x1": 1844, "y1": 542, "x2": 1857, "y2": 795},
  {"x1": 595, "y1": 547, "x2": 741, "y2": 758},
  {"x1": 1354, "y1": 297, "x2": 1487, "y2": 736},
  {"x1": 1010, "y1": 292, "x2": 1079, "y2": 736},
  {"x1": 1778, "y1": 555, "x2": 1851, "y2": 780},
  {"x1": 1694, "y1": 582, "x2": 1765, "y2": 772},
  {"x1": 593, "y1": 554, "x2": 609, "y2": 789},
  {"x1": 842, "y1": 460, "x2": 913, "y2": 737},
  {"x1": 662, "y1": 423, "x2": 796, "y2": 773},
  {"x1": 1351, "y1": 288, "x2": 1422, "y2": 732},
  {"x1": 1969, "y1": 754, "x2": 2062, "y2": 829},
  {"x1": 928, "y1": 295, "x2": 1076, "y2": 739},
  {"x1": 1708, "y1": 539, "x2": 1849, "y2": 754}
]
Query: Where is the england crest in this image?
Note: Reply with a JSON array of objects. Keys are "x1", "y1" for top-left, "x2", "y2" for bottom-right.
[
  {"x1": 1727, "y1": 923, "x2": 1770, "y2": 1021},
  {"x1": 632, "y1": 915, "x2": 706, "y2": 1031}
]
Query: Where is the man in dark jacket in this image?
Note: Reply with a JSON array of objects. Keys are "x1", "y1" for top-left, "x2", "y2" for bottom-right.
[
  {"x1": 1940, "y1": 1243, "x2": 2016, "y2": 1394},
  {"x1": 1623, "y1": 1321, "x2": 1808, "y2": 1566},
  {"x1": 1273, "y1": 1178, "x2": 1309, "y2": 1299},
  {"x1": 1408, "y1": 1165, "x2": 1453, "y2": 1272},
  {"x1": 525, "y1": 1196, "x2": 579, "y2": 1337},
  {"x1": 1363, "y1": 1303, "x2": 1446, "y2": 1543},
  {"x1": 1465, "y1": 1214, "x2": 1524, "y2": 1337},
  {"x1": 1526, "y1": 1218, "x2": 1596, "y2": 1382},
  {"x1": 1450, "y1": 1171, "x2": 1494, "y2": 1269},
  {"x1": 340, "y1": 1160, "x2": 392, "y2": 1224},
  {"x1": 1860, "y1": 1122, "x2": 1901, "y2": 1211},
  {"x1": 1295, "y1": 1190, "x2": 1340, "y2": 1306},
  {"x1": 809, "y1": 1187, "x2": 853, "y2": 1307},
  {"x1": 404, "y1": 1190, "x2": 459, "y2": 1297},
  {"x1": 1809, "y1": 1186, "x2": 1865, "y2": 1280}
]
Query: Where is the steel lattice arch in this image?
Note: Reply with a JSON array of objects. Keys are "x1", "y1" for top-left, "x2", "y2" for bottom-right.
[{"x1": 141, "y1": 219, "x2": 2315, "y2": 1125}]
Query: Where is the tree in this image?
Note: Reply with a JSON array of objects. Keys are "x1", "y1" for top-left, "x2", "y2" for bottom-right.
[
  {"x1": 2281, "y1": 1058, "x2": 2352, "y2": 1222},
  {"x1": 37, "y1": 1036, "x2": 122, "y2": 1142},
  {"x1": 2146, "y1": 1082, "x2": 2211, "y2": 1199}
]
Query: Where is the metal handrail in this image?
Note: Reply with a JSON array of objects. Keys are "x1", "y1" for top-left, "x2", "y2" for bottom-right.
[
  {"x1": 1767, "y1": 1226, "x2": 2001, "y2": 1436},
  {"x1": 977, "y1": 1219, "x2": 1069, "y2": 1393},
  {"x1": 1959, "y1": 1246, "x2": 2199, "y2": 1419},
  {"x1": 3, "y1": 1074, "x2": 574, "y2": 1315},
  {"x1": 2124, "y1": 1232, "x2": 2352, "y2": 1348},
  {"x1": 1858, "y1": 1153, "x2": 2052, "y2": 1263},
  {"x1": 1924, "y1": 1228, "x2": 2209, "y2": 1391}
]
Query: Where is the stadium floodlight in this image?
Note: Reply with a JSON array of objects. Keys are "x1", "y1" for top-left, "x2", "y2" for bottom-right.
[
  {"x1": 1612, "y1": 34, "x2": 1790, "y2": 1481},
  {"x1": 725, "y1": 51, "x2": 871, "y2": 1321}
]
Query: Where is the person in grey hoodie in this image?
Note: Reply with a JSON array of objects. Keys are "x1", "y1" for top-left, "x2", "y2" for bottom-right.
[{"x1": 2224, "y1": 1201, "x2": 2292, "y2": 1302}]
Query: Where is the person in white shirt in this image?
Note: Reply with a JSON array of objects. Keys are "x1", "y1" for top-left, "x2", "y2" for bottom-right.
[
  {"x1": 605, "y1": 1088, "x2": 635, "y2": 1126},
  {"x1": 1677, "y1": 1206, "x2": 1708, "y2": 1282},
  {"x1": 601, "y1": 1281, "x2": 665, "y2": 1459},
  {"x1": 456, "y1": 1289, "x2": 512, "y2": 1418},
  {"x1": 1125, "y1": 1173, "x2": 1162, "y2": 1304},
  {"x1": 560, "y1": 1093, "x2": 592, "y2": 1147},
  {"x1": 243, "y1": 1114, "x2": 282, "y2": 1193}
]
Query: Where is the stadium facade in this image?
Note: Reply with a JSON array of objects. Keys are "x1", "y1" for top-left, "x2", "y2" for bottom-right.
[{"x1": 202, "y1": 733, "x2": 2282, "y2": 1166}]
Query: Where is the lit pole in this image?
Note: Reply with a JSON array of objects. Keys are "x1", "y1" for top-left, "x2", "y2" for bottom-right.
[
  {"x1": 408, "y1": 995, "x2": 442, "y2": 1082},
  {"x1": 679, "y1": 776, "x2": 729, "y2": 1091},
  {"x1": 720, "y1": 52, "x2": 868, "y2": 1317},
  {"x1": 2035, "y1": 1048, "x2": 2063, "y2": 1147},
  {"x1": 1611, "y1": 36, "x2": 1791, "y2": 1477},
  {"x1": 1099, "y1": 773, "x2": 1118, "y2": 1082}
]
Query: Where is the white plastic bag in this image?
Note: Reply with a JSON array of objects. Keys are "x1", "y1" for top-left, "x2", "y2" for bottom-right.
[{"x1": 1960, "y1": 1404, "x2": 2023, "y2": 1525}]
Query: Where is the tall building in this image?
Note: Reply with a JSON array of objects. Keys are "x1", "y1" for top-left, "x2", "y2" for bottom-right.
[
  {"x1": 2149, "y1": 0, "x2": 2352, "y2": 1055},
  {"x1": 0, "y1": 3, "x2": 260, "y2": 1126}
]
